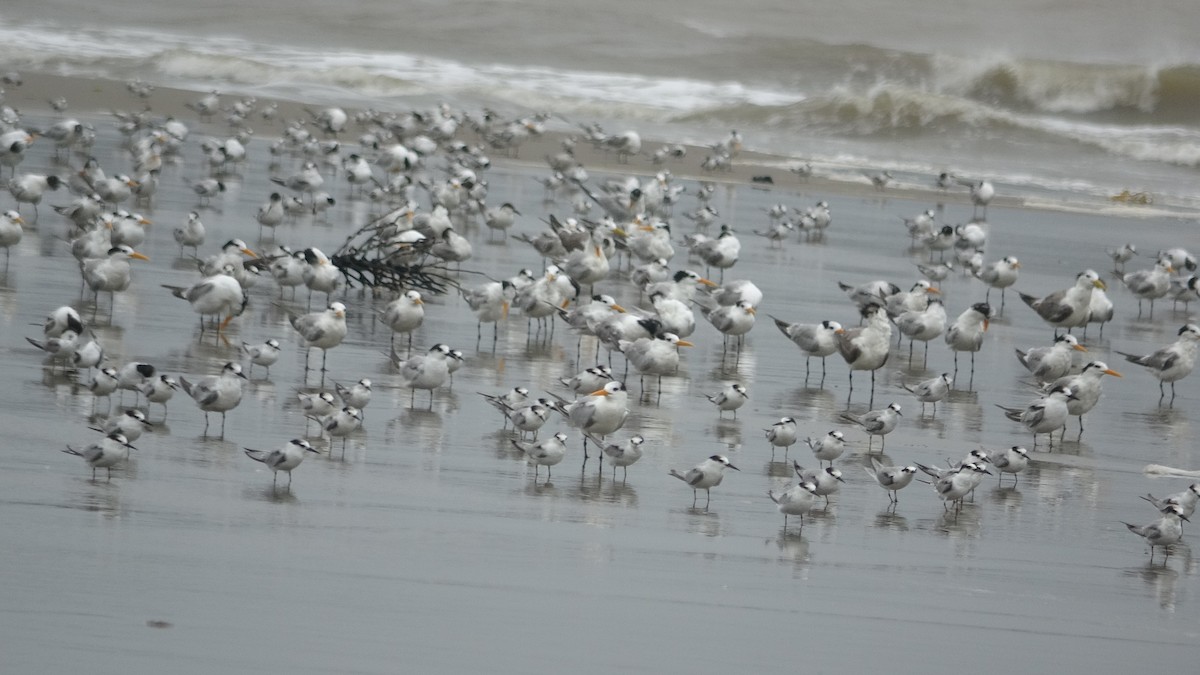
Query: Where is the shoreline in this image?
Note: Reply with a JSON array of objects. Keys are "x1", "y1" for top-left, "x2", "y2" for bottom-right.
[{"x1": 5, "y1": 71, "x2": 1197, "y2": 221}]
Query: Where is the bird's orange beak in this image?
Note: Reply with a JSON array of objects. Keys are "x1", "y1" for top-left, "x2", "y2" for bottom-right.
[
  {"x1": 1073, "y1": 344, "x2": 1088, "y2": 352},
  {"x1": 927, "y1": 287, "x2": 940, "y2": 294},
  {"x1": 588, "y1": 388, "x2": 610, "y2": 397},
  {"x1": 129, "y1": 252, "x2": 150, "y2": 261},
  {"x1": 676, "y1": 340, "x2": 694, "y2": 347},
  {"x1": 1105, "y1": 369, "x2": 1122, "y2": 377},
  {"x1": 241, "y1": 247, "x2": 258, "y2": 258},
  {"x1": 982, "y1": 319, "x2": 989, "y2": 331},
  {"x1": 699, "y1": 278, "x2": 719, "y2": 288},
  {"x1": 611, "y1": 303, "x2": 626, "y2": 313}
]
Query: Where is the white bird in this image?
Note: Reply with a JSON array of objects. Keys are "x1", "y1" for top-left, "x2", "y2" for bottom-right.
[
  {"x1": 1117, "y1": 324, "x2": 1200, "y2": 404},
  {"x1": 551, "y1": 380, "x2": 629, "y2": 461},
  {"x1": 1016, "y1": 334, "x2": 1088, "y2": 382},
  {"x1": 997, "y1": 385, "x2": 1074, "y2": 449},
  {"x1": 180, "y1": 362, "x2": 248, "y2": 436},
  {"x1": 985, "y1": 446, "x2": 1030, "y2": 486},
  {"x1": 461, "y1": 280, "x2": 509, "y2": 344},
  {"x1": 483, "y1": 202, "x2": 520, "y2": 241},
  {"x1": 242, "y1": 338, "x2": 281, "y2": 377},
  {"x1": 288, "y1": 301, "x2": 348, "y2": 375},
  {"x1": 1019, "y1": 270, "x2": 1106, "y2": 334},
  {"x1": 256, "y1": 192, "x2": 285, "y2": 236},
  {"x1": 88, "y1": 366, "x2": 121, "y2": 405},
  {"x1": 962, "y1": 179, "x2": 995, "y2": 218},
  {"x1": 864, "y1": 457, "x2": 917, "y2": 504},
  {"x1": 589, "y1": 433, "x2": 646, "y2": 481},
  {"x1": 298, "y1": 391, "x2": 338, "y2": 419},
  {"x1": 840, "y1": 402, "x2": 901, "y2": 451},
  {"x1": 804, "y1": 430, "x2": 846, "y2": 466},
  {"x1": 1141, "y1": 484, "x2": 1200, "y2": 521},
  {"x1": 793, "y1": 463, "x2": 846, "y2": 505},
  {"x1": 245, "y1": 439, "x2": 321, "y2": 489},
  {"x1": 895, "y1": 297, "x2": 947, "y2": 365},
  {"x1": 9, "y1": 173, "x2": 60, "y2": 219},
  {"x1": 1044, "y1": 360, "x2": 1122, "y2": 435},
  {"x1": 772, "y1": 317, "x2": 844, "y2": 381},
  {"x1": 189, "y1": 177, "x2": 225, "y2": 205},
  {"x1": 25, "y1": 330, "x2": 78, "y2": 372},
  {"x1": 71, "y1": 332, "x2": 104, "y2": 373},
  {"x1": 669, "y1": 455, "x2": 739, "y2": 509},
  {"x1": 1124, "y1": 505, "x2": 1188, "y2": 563},
  {"x1": 705, "y1": 382, "x2": 748, "y2": 418},
  {"x1": 43, "y1": 305, "x2": 84, "y2": 338},
  {"x1": 689, "y1": 224, "x2": 740, "y2": 279},
  {"x1": 81, "y1": 245, "x2": 150, "y2": 306},
  {"x1": 620, "y1": 332, "x2": 693, "y2": 392},
  {"x1": 764, "y1": 417, "x2": 798, "y2": 457},
  {"x1": 559, "y1": 365, "x2": 613, "y2": 394},
  {"x1": 88, "y1": 408, "x2": 152, "y2": 443},
  {"x1": 299, "y1": 247, "x2": 342, "y2": 306},
  {"x1": 162, "y1": 267, "x2": 246, "y2": 344},
  {"x1": 173, "y1": 211, "x2": 206, "y2": 255},
  {"x1": 767, "y1": 481, "x2": 818, "y2": 530},
  {"x1": 933, "y1": 462, "x2": 992, "y2": 512},
  {"x1": 838, "y1": 305, "x2": 893, "y2": 403},
  {"x1": 512, "y1": 431, "x2": 568, "y2": 481},
  {"x1": 382, "y1": 290, "x2": 426, "y2": 353},
  {"x1": 945, "y1": 302, "x2": 991, "y2": 380},
  {"x1": 391, "y1": 343, "x2": 453, "y2": 408},
  {"x1": 137, "y1": 375, "x2": 178, "y2": 418},
  {"x1": 702, "y1": 300, "x2": 756, "y2": 353},
  {"x1": 63, "y1": 432, "x2": 136, "y2": 480},
  {"x1": 1122, "y1": 258, "x2": 1174, "y2": 318},
  {"x1": 315, "y1": 406, "x2": 363, "y2": 454},
  {"x1": 335, "y1": 378, "x2": 373, "y2": 412},
  {"x1": 900, "y1": 372, "x2": 953, "y2": 416},
  {"x1": 506, "y1": 400, "x2": 553, "y2": 439},
  {"x1": 976, "y1": 256, "x2": 1020, "y2": 310},
  {"x1": 1106, "y1": 243, "x2": 1138, "y2": 272}
]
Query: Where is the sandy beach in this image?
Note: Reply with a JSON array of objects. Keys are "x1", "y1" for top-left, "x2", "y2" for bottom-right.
[{"x1": 1, "y1": 70, "x2": 1199, "y2": 674}]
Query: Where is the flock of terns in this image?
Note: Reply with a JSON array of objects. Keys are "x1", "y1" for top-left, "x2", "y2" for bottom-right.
[{"x1": 3, "y1": 73, "x2": 1198, "y2": 564}]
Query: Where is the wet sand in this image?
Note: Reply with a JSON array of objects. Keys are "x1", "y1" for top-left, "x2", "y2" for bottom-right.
[{"x1": 1, "y1": 77, "x2": 1199, "y2": 673}]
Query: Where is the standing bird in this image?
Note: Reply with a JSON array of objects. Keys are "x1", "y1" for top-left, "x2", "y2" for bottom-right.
[
  {"x1": 88, "y1": 408, "x2": 152, "y2": 443},
  {"x1": 705, "y1": 382, "x2": 748, "y2": 418},
  {"x1": 961, "y1": 179, "x2": 995, "y2": 218},
  {"x1": 997, "y1": 385, "x2": 1075, "y2": 449},
  {"x1": 838, "y1": 305, "x2": 893, "y2": 405},
  {"x1": 173, "y1": 211, "x2": 206, "y2": 256},
  {"x1": 81, "y1": 245, "x2": 150, "y2": 309},
  {"x1": 840, "y1": 402, "x2": 902, "y2": 451},
  {"x1": 1116, "y1": 323, "x2": 1200, "y2": 405},
  {"x1": 244, "y1": 439, "x2": 320, "y2": 489},
  {"x1": 669, "y1": 455, "x2": 739, "y2": 509},
  {"x1": 381, "y1": 290, "x2": 425, "y2": 354},
  {"x1": 895, "y1": 298, "x2": 947, "y2": 365},
  {"x1": 256, "y1": 192, "x2": 285, "y2": 237},
  {"x1": 242, "y1": 338, "x2": 282, "y2": 377},
  {"x1": 864, "y1": 457, "x2": 918, "y2": 505},
  {"x1": 767, "y1": 481, "x2": 818, "y2": 530},
  {"x1": 945, "y1": 302, "x2": 991, "y2": 382},
  {"x1": 764, "y1": 417, "x2": 798, "y2": 457},
  {"x1": 288, "y1": 302, "x2": 348, "y2": 378},
  {"x1": 390, "y1": 343, "x2": 453, "y2": 409},
  {"x1": 589, "y1": 433, "x2": 647, "y2": 481},
  {"x1": 1045, "y1": 360, "x2": 1122, "y2": 435},
  {"x1": 461, "y1": 280, "x2": 509, "y2": 345},
  {"x1": 551, "y1": 380, "x2": 630, "y2": 462},
  {"x1": 162, "y1": 267, "x2": 247, "y2": 345},
  {"x1": 1122, "y1": 258, "x2": 1174, "y2": 318},
  {"x1": 900, "y1": 373, "x2": 953, "y2": 416},
  {"x1": 702, "y1": 301, "x2": 756, "y2": 355},
  {"x1": 315, "y1": 406, "x2": 363, "y2": 455},
  {"x1": 335, "y1": 378, "x2": 373, "y2": 413},
  {"x1": 180, "y1": 362, "x2": 247, "y2": 436},
  {"x1": 63, "y1": 432, "x2": 136, "y2": 481},
  {"x1": 512, "y1": 432, "x2": 568, "y2": 481},
  {"x1": 483, "y1": 202, "x2": 520, "y2": 241},
  {"x1": 804, "y1": 430, "x2": 846, "y2": 466},
  {"x1": 985, "y1": 446, "x2": 1030, "y2": 486},
  {"x1": 1015, "y1": 334, "x2": 1087, "y2": 383},
  {"x1": 1106, "y1": 243, "x2": 1138, "y2": 272},
  {"x1": 1124, "y1": 505, "x2": 1189, "y2": 563},
  {"x1": 9, "y1": 173, "x2": 61, "y2": 219},
  {"x1": 975, "y1": 256, "x2": 1020, "y2": 310},
  {"x1": 771, "y1": 317, "x2": 844, "y2": 382},
  {"x1": 1019, "y1": 270, "x2": 1105, "y2": 335}
]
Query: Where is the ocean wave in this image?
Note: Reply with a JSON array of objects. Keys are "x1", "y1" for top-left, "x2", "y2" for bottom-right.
[{"x1": 926, "y1": 55, "x2": 1200, "y2": 116}]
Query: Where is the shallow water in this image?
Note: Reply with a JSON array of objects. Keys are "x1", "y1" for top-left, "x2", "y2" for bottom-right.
[{"x1": 1, "y1": 105, "x2": 1199, "y2": 673}]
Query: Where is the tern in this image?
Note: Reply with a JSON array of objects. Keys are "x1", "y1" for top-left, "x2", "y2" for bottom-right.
[
  {"x1": 670, "y1": 455, "x2": 739, "y2": 509},
  {"x1": 245, "y1": 439, "x2": 320, "y2": 489}
]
